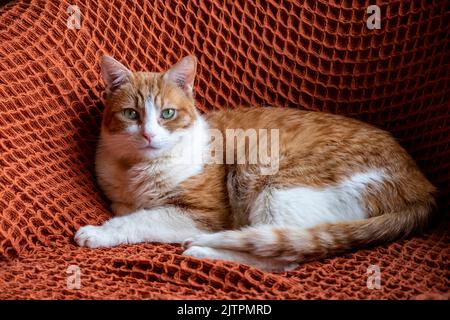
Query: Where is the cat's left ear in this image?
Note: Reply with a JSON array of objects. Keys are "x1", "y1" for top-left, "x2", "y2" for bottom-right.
[{"x1": 163, "y1": 55, "x2": 197, "y2": 97}]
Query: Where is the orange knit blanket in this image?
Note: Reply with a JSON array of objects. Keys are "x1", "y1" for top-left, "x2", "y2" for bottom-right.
[{"x1": 0, "y1": 0, "x2": 448, "y2": 299}]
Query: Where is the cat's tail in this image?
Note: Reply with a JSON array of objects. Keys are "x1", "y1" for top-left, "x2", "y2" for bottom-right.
[{"x1": 184, "y1": 203, "x2": 434, "y2": 263}]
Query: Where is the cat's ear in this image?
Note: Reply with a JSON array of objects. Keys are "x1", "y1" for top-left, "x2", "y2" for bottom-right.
[
  {"x1": 163, "y1": 55, "x2": 197, "y2": 97},
  {"x1": 100, "y1": 55, "x2": 132, "y2": 92}
]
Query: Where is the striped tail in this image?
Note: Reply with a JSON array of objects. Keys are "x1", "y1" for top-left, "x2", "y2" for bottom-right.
[{"x1": 184, "y1": 203, "x2": 434, "y2": 263}]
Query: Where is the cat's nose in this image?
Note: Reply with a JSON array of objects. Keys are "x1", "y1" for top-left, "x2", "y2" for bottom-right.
[{"x1": 142, "y1": 132, "x2": 154, "y2": 143}]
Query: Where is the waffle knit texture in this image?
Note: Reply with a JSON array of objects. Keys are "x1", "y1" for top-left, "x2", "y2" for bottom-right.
[{"x1": 0, "y1": 0, "x2": 448, "y2": 299}]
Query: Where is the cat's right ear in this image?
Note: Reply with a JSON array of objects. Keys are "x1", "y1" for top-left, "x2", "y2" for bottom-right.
[{"x1": 100, "y1": 55, "x2": 132, "y2": 92}]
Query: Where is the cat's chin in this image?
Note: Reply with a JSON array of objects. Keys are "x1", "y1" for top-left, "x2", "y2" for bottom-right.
[
  {"x1": 140, "y1": 145, "x2": 160, "y2": 152},
  {"x1": 139, "y1": 146, "x2": 167, "y2": 159}
]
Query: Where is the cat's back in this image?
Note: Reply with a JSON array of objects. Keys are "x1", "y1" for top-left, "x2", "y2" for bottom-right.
[
  {"x1": 203, "y1": 107, "x2": 435, "y2": 198},
  {"x1": 204, "y1": 106, "x2": 395, "y2": 152},
  {"x1": 205, "y1": 107, "x2": 382, "y2": 135}
]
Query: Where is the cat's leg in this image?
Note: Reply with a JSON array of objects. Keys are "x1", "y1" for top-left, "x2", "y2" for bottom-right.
[
  {"x1": 182, "y1": 182, "x2": 369, "y2": 252},
  {"x1": 110, "y1": 202, "x2": 135, "y2": 216},
  {"x1": 183, "y1": 184, "x2": 362, "y2": 270},
  {"x1": 183, "y1": 246, "x2": 298, "y2": 272},
  {"x1": 75, "y1": 206, "x2": 207, "y2": 248}
]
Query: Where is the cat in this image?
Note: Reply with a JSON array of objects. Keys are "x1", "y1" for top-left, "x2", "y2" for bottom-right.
[{"x1": 74, "y1": 55, "x2": 436, "y2": 272}]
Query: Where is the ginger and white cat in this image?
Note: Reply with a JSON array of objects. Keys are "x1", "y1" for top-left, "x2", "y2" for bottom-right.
[{"x1": 75, "y1": 55, "x2": 436, "y2": 271}]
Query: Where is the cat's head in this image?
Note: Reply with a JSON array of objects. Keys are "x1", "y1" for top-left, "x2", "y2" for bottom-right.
[{"x1": 99, "y1": 55, "x2": 200, "y2": 159}]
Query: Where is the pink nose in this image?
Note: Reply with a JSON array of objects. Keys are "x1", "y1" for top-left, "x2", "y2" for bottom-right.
[{"x1": 142, "y1": 132, "x2": 154, "y2": 143}]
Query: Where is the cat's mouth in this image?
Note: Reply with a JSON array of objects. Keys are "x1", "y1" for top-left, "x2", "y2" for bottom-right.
[{"x1": 140, "y1": 145, "x2": 160, "y2": 151}]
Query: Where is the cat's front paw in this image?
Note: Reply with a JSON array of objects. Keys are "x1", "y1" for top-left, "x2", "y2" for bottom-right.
[
  {"x1": 182, "y1": 234, "x2": 212, "y2": 249},
  {"x1": 74, "y1": 225, "x2": 117, "y2": 248},
  {"x1": 182, "y1": 246, "x2": 221, "y2": 260}
]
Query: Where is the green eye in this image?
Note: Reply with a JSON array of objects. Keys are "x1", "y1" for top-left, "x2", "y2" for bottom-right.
[
  {"x1": 122, "y1": 108, "x2": 139, "y2": 120},
  {"x1": 161, "y1": 108, "x2": 176, "y2": 120}
]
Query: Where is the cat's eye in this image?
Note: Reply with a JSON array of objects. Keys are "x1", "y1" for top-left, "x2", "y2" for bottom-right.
[
  {"x1": 122, "y1": 108, "x2": 139, "y2": 120},
  {"x1": 161, "y1": 108, "x2": 176, "y2": 120}
]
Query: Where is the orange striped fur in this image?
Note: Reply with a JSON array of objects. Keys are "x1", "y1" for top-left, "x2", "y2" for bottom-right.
[{"x1": 75, "y1": 55, "x2": 436, "y2": 271}]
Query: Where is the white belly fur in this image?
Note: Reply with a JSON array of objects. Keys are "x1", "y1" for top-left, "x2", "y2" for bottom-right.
[{"x1": 249, "y1": 170, "x2": 386, "y2": 228}]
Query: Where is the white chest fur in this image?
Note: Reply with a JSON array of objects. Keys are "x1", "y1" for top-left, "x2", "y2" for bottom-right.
[{"x1": 96, "y1": 116, "x2": 209, "y2": 209}]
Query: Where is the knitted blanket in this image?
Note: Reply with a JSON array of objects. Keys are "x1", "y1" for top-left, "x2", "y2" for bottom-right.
[{"x1": 0, "y1": 0, "x2": 448, "y2": 299}]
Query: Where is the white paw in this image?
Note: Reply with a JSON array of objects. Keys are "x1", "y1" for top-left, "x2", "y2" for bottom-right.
[
  {"x1": 182, "y1": 234, "x2": 214, "y2": 249},
  {"x1": 274, "y1": 263, "x2": 299, "y2": 272},
  {"x1": 182, "y1": 246, "x2": 299, "y2": 272},
  {"x1": 74, "y1": 225, "x2": 116, "y2": 248},
  {"x1": 182, "y1": 246, "x2": 221, "y2": 260},
  {"x1": 253, "y1": 262, "x2": 299, "y2": 273}
]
